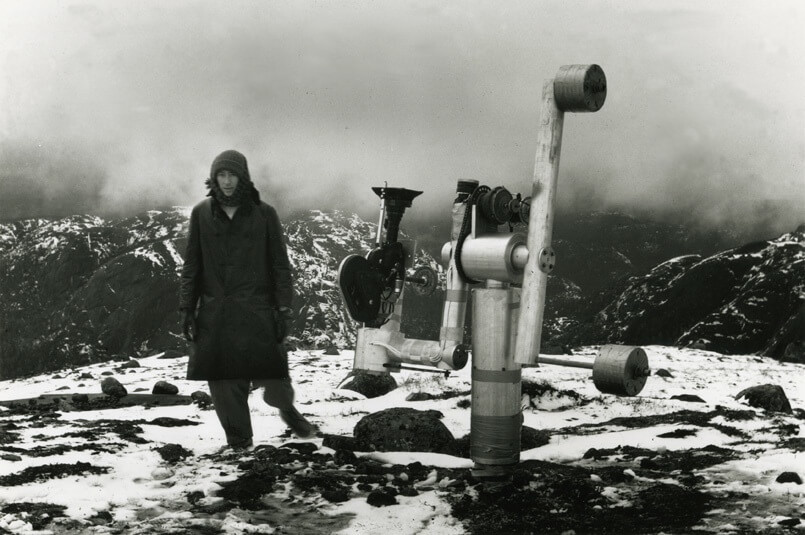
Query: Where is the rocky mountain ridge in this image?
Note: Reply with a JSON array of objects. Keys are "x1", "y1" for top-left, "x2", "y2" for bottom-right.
[
  {"x1": 1, "y1": 207, "x2": 801, "y2": 379},
  {"x1": 560, "y1": 229, "x2": 805, "y2": 358}
]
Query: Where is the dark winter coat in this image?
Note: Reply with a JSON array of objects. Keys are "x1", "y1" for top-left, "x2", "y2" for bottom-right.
[{"x1": 180, "y1": 197, "x2": 294, "y2": 380}]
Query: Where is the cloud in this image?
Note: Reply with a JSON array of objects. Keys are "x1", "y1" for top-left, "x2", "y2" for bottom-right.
[{"x1": 0, "y1": 0, "x2": 802, "y2": 239}]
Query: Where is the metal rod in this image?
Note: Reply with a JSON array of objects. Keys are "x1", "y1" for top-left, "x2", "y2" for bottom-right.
[
  {"x1": 383, "y1": 363, "x2": 450, "y2": 377},
  {"x1": 536, "y1": 356, "x2": 594, "y2": 370}
]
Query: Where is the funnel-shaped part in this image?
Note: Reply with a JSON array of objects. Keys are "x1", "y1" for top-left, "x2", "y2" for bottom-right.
[{"x1": 372, "y1": 187, "x2": 423, "y2": 244}]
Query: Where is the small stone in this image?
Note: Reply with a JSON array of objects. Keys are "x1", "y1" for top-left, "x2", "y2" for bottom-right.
[
  {"x1": 406, "y1": 392, "x2": 435, "y2": 402},
  {"x1": 367, "y1": 488, "x2": 398, "y2": 507},
  {"x1": 655, "y1": 369, "x2": 674, "y2": 378},
  {"x1": 671, "y1": 394, "x2": 706, "y2": 403},
  {"x1": 190, "y1": 391, "x2": 212, "y2": 407},
  {"x1": 156, "y1": 443, "x2": 193, "y2": 463},
  {"x1": 334, "y1": 449, "x2": 358, "y2": 465},
  {"x1": 323, "y1": 346, "x2": 340, "y2": 356},
  {"x1": 101, "y1": 371, "x2": 114, "y2": 376},
  {"x1": 119, "y1": 360, "x2": 141, "y2": 369},
  {"x1": 56, "y1": 386, "x2": 70, "y2": 391},
  {"x1": 153, "y1": 381, "x2": 179, "y2": 395},
  {"x1": 101, "y1": 377, "x2": 127, "y2": 398},
  {"x1": 397, "y1": 486, "x2": 418, "y2": 497},
  {"x1": 157, "y1": 350, "x2": 185, "y2": 359},
  {"x1": 1, "y1": 454, "x2": 22, "y2": 462},
  {"x1": 151, "y1": 466, "x2": 174, "y2": 480},
  {"x1": 779, "y1": 518, "x2": 801, "y2": 527},
  {"x1": 321, "y1": 489, "x2": 350, "y2": 502},
  {"x1": 775, "y1": 472, "x2": 802, "y2": 484},
  {"x1": 79, "y1": 372, "x2": 93, "y2": 380}
]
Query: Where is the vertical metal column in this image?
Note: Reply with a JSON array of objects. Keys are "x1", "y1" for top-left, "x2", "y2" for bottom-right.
[
  {"x1": 471, "y1": 283, "x2": 522, "y2": 473},
  {"x1": 440, "y1": 180, "x2": 477, "y2": 348}
]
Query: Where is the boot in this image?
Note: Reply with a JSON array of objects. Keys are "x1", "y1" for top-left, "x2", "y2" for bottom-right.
[{"x1": 280, "y1": 406, "x2": 318, "y2": 439}]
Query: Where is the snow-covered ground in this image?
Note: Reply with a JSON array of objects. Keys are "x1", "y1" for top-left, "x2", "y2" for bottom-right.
[{"x1": 0, "y1": 346, "x2": 802, "y2": 533}]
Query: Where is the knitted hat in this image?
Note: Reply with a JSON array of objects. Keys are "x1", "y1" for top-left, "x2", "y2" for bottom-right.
[{"x1": 210, "y1": 150, "x2": 251, "y2": 182}]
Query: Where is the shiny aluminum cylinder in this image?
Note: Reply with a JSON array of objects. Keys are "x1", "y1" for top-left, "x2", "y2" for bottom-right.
[
  {"x1": 471, "y1": 285, "x2": 522, "y2": 467},
  {"x1": 461, "y1": 233, "x2": 527, "y2": 284},
  {"x1": 399, "y1": 339, "x2": 468, "y2": 370},
  {"x1": 439, "y1": 181, "x2": 477, "y2": 346}
]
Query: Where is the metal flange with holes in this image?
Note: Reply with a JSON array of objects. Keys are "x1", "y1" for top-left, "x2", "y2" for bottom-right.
[{"x1": 537, "y1": 247, "x2": 556, "y2": 273}]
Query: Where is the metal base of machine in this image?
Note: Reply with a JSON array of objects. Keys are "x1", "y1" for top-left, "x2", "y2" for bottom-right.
[{"x1": 471, "y1": 463, "x2": 515, "y2": 480}]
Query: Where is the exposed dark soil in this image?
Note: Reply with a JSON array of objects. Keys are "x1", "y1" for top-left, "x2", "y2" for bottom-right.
[
  {"x1": 0, "y1": 393, "x2": 194, "y2": 413},
  {"x1": 553, "y1": 407, "x2": 755, "y2": 438},
  {"x1": 0, "y1": 461, "x2": 110, "y2": 486},
  {"x1": 447, "y1": 459, "x2": 711, "y2": 534}
]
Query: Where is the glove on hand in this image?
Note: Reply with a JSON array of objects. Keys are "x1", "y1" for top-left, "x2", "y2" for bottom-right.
[
  {"x1": 182, "y1": 309, "x2": 197, "y2": 342},
  {"x1": 276, "y1": 306, "x2": 294, "y2": 343}
]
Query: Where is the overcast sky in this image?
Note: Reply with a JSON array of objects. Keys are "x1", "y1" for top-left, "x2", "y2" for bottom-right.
[{"x1": 1, "y1": 0, "x2": 803, "y2": 238}]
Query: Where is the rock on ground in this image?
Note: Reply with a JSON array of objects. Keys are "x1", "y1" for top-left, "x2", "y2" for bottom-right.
[
  {"x1": 354, "y1": 408, "x2": 455, "y2": 454},
  {"x1": 735, "y1": 384, "x2": 792, "y2": 413},
  {"x1": 100, "y1": 377, "x2": 127, "y2": 398},
  {"x1": 338, "y1": 370, "x2": 397, "y2": 398}
]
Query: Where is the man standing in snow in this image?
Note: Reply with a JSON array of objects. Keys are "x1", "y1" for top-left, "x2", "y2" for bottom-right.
[{"x1": 179, "y1": 149, "x2": 316, "y2": 448}]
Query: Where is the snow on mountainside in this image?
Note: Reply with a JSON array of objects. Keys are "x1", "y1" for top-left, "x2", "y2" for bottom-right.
[
  {"x1": 573, "y1": 230, "x2": 805, "y2": 357},
  {"x1": 0, "y1": 208, "x2": 438, "y2": 379}
]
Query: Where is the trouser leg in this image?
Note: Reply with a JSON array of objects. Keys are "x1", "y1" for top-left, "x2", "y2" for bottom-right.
[
  {"x1": 255, "y1": 378, "x2": 316, "y2": 437},
  {"x1": 208, "y1": 379, "x2": 253, "y2": 446},
  {"x1": 255, "y1": 378, "x2": 296, "y2": 411}
]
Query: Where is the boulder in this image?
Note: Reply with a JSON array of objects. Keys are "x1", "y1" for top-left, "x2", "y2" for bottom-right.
[
  {"x1": 776, "y1": 472, "x2": 802, "y2": 484},
  {"x1": 338, "y1": 370, "x2": 397, "y2": 399},
  {"x1": 100, "y1": 377, "x2": 127, "y2": 398},
  {"x1": 153, "y1": 381, "x2": 179, "y2": 395},
  {"x1": 736, "y1": 384, "x2": 792, "y2": 413},
  {"x1": 354, "y1": 408, "x2": 455, "y2": 454}
]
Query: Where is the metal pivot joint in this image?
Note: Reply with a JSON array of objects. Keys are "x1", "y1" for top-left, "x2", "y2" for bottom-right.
[{"x1": 537, "y1": 247, "x2": 556, "y2": 274}]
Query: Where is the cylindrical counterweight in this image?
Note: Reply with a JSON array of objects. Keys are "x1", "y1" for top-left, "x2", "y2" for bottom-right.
[
  {"x1": 471, "y1": 285, "x2": 522, "y2": 467},
  {"x1": 554, "y1": 64, "x2": 607, "y2": 112}
]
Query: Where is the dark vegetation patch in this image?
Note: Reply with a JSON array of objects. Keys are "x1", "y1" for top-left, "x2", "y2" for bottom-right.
[
  {"x1": 0, "y1": 461, "x2": 110, "y2": 486},
  {"x1": 521, "y1": 379, "x2": 589, "y2": 407},
  {"x1": 656, "y1": 428, "x2": 698, "y2": 438},
  {"x1": 583, "y1": 444, "x2": 738, "y2": 474},
  {"x1": 0, "y1": 393, "x2": 195, "y2": 413},
  {"x1": 783, "y1": 437, "x2": 805, "y2": 452},
  {"x1": 1, "y1": 502, "x2": 68, "y2": 530},
  {"x1": 0, "y1": 442, "x2": 125, "y2": 457},
  {"x1": 553, "y1": 407, "x2": 754, "y2": 438},
  {"x1": 59, "y1": 419, "x2": 149, "y2": 444}
]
